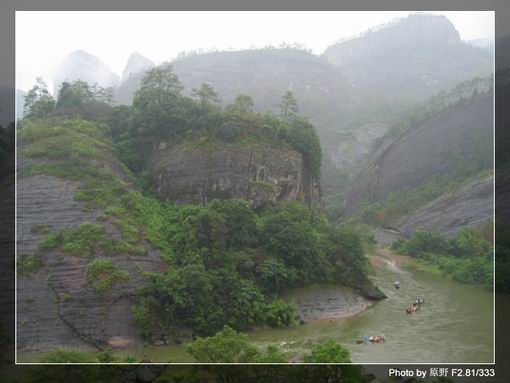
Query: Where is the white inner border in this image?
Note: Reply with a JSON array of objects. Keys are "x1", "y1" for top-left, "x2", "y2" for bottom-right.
[{"x1": 13, "y1": 10, "x2": 497, "y2": 366}]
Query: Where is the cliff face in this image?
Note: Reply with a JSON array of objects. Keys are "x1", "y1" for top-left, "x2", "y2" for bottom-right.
[
  {"x1": 345, "y1": 92, "x2": 493, "y2": 214},
  {"x1": 17, "y1": 136, "x2": 166, "y2": 353},
  {"x1": 396, "y1": 175, "x2": 494, "y2": 236},
  {"x1": 146, "y1": 141, "x2": 322, "y2": 209}
]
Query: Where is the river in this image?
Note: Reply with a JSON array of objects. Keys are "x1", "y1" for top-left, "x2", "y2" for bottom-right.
[{"x1": 113, "y1": 251, "x2": 494, "y2": 363}]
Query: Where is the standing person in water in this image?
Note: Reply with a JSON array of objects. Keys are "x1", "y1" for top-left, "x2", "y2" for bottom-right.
[{"x1": 394, "y1": 280, "x2": 400, "y2": 289}]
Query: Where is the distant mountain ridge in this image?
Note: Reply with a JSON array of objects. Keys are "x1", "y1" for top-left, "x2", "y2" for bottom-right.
[{"x1": 323, "y1": 13, "x2": 492, "y2": 102}]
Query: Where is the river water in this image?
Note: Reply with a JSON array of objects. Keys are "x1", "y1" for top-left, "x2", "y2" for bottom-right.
[{"x1": 117, "y1": 254, "x2": 494, "y2": 363}]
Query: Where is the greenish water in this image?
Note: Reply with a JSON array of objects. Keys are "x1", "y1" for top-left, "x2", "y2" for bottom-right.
[
  {"x1": 247, "y1": 257, "x2": 494, "y2": 363},
  {"x1": 18, "y1": 255, "x2": 495, "y2": 363}
]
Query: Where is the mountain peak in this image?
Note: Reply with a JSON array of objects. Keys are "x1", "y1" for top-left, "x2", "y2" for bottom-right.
[
  {"x1": 54, "y1": 50, "x2": 120, "y2": 92},
  {"x1": 121, "y1": 53, "x2": 155, "y2": 82}
]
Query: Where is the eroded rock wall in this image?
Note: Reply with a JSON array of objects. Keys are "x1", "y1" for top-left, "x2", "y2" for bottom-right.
[
  {"x1": 396, "y1": 175, "x2": 494, "y2": 236},
  {"x1": 16, "y1": 156, "x2": 166, "y2": 353},
  {"x1": 345, "y1": 93, "x2": 493, "y2": 215},
  {"x1": 146, "y1": 142, "x2": 322, "y2": 209}
]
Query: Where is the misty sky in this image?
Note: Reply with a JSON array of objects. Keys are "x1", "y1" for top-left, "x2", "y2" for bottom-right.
[{"x1": 16, "y1": 11, "x2": 494, "y2": 92}]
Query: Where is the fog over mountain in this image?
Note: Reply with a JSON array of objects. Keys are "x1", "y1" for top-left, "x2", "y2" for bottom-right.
[
  {"x1": 49, "y1": 13, "x2": 495, "y2": 214},
  {"x1": 13, "y1": 11, "x2": 497, "y2": 363},
  {"x1": 322, "y1": 14, "x2": 492, "y2": 102},
  {"x1": 53, "y1": 50, "x2": 120, "y2": 92},
  {"x1": 121, "y1": 53, "x2": 155, "y2": 82}
]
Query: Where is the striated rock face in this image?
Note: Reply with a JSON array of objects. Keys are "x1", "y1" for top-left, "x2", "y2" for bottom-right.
[
  {"x1": 396, "y1": 175, "x2": 494, "y2": 236},
  {"x1": 17, "y1": 156, "x2": 166, "y2": 353},
  {"x1": 345, "y1": 92, "x2": 493, "y2": 214},
  {"x1": 146, "y1": 142, "x2": 322, "y2": 209},
  {"x1": 286, "y1": 286, "x2": 372, "y2": 322}
]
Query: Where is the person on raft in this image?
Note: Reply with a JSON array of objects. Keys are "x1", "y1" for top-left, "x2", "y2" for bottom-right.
[
  {"x1": 406, "y1": 305, "x2": 420, "y2": 313},
  {"x1": 394, "y1": 280, "x2": 400, "y2": 289},
  {"x1": 369, "y1": 335, "x2": 385, "y2": 343}
]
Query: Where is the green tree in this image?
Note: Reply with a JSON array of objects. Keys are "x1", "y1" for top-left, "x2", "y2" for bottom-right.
[
  {"x1": 131, "y1": 64, "x2": 189, "y2": 136},
  {"x1": 303, "y1": 339, "x2": 352, "y2": 363},
  {"x1": 91, "y1": 84, "x2": 114, "y2": 105},
  {"x1": 264, "y1": 299, "x2": 297, "y2": 327},
  {"x1": 186, "y1": 326, "x2": 286, "y2": 363},
  {"x1": 227, "y1": 94, "x2": 254, "y2": 114},
  {"x1": 280, "y1": 90, "x2": 298, "y2": 122},
  {"x1": 24, "y1": 78, "x2": 55, "y2": 118},
  {"x1": 56, "y1": 80, "x2": 94, "y2": 109},
  {"x1": 191, "y1": 83, "x2": 220, "y2": 109}
]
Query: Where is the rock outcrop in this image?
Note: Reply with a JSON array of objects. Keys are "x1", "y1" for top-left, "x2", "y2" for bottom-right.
[
  {"x1": 396, "y1": 175, "x2": 494, "y2": 236},
  {"x1": 16, "y1": 148, "x2": 166, "y2": 353},
  {"x1": 345, "y1": 92, "x2": 493, "y2": 215},
  {"x1": 146, "y1": 141, "x2": 322, "y2": 209},
  {"x1": 289, "y1": 286, "x2": 372, "y2": 322},
  {"x1": 121, "y1": 53, "x2": 154, "y2": 82}
]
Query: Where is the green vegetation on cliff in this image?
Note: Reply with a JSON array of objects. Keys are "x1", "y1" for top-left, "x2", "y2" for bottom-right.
[
  {"x1": 19, "y1": 109, "x2": 374, "y2": 342},
  {"x1": 133, "y1": 200, "x2": 373, "y2": 338},
  {"x1": 359, "y1": 171, "x2": 493, "y2": 227},
  {"x1": 86, "y1": 259, "x2": 130, "y2": 293},
  {"x1": 125, "y1": 64, "x2": 322, "y2": 178}
]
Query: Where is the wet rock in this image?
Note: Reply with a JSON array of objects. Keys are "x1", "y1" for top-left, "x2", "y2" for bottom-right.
[
  {"x1": 16, "y1": 155, "x2": 166, "y2": 353},
  {"x1": 346, "y1": 93, "x2": 493, "y2": 215},
  {"x1": 292, "y1": 286, "x2": 374, "y2": 322},
  {"x1": 145, "y1": 142, "x2": 322, "y2": 209},
  {"x1": 397, "y1": 175, "x2": 493, "y2": 236}
]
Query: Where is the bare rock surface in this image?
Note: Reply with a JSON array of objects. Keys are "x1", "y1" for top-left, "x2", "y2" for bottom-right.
[
  {"x1": 397, "y1": 175, "x2": 494, "y2": 236},
  {"x1": 16, "y1": 157, "x2": 166, "y2": 353},
  {"x1": 147, "y1": 142, "x2": 322, "y2": 208},
  {"x1": 287, "y1": 286, "x2": 371, "y2": 322},
  {"x1": 345, "y1": 93, "x2": 493, "y2": 215}
]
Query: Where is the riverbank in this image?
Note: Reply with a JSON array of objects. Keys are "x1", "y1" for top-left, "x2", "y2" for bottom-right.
[
  {"x1": 283, "y1": 285, "x2": 372, "y2": 323},
  {"x1": 17, "y1": 244, "x2": 494, "y2": 363}
]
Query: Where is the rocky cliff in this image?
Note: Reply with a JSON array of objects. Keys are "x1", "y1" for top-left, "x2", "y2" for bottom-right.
[
  {"x1": 16, "y1": 125, "x2": 166, "y2": 353},
  {"x1": 146, "y1": 141, "x2": 322, "y2": 209},
  {"x1": 396, "y1": 175, "x2": 494, "y2": 236},
  {"x1": 121, "y1": 53, "x2": 154, "y2": 82},
  {"x1": 345, "y1": 92, "x2": 493, "y2": 215}
]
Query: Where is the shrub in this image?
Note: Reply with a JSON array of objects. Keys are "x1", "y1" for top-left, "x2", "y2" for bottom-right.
[
  {"x1": 86, "y1": 259, "x2": 129, "y2": 293},
  {"x1": 185, "y1": 326, "x2": 286, "y2": 363},
  {"x1": 39, "y1": 349, "x2": 95, "y2": 363},
  {"x1": 38, "y1": 222, "x2": 146, "y2": 257},
  {"x1": 303, "y1": 339, "x2": 351, "y2": 363},
  {"x1": 264, "y1": 299, "x2": 297, "y2": 328},
  {"x1": 17, "y1": 254, "x2": 44, "y2": 276}
]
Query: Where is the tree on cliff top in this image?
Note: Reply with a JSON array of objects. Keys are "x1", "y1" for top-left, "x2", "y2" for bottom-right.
[
  {"x1": 24, "y1": 77, "x2": 55, "y2": 119},
  {"x1": 280, "y1": 90, "x2": 298, "y2": 122},
  {"x1": 131, "y1": 64, "x2": 190, "y2": 136}
]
